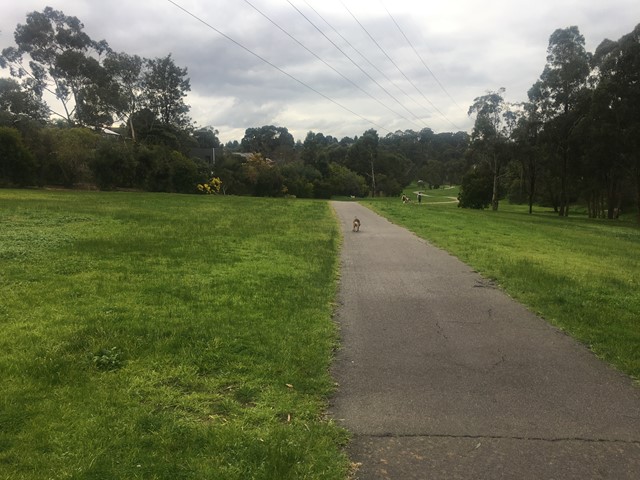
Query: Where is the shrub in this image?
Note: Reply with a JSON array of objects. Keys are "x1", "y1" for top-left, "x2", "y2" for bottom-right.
[
  {"x1": 458, "y1": 168, "x2": 492, "y2": 209},
  {"x1": 0, "y1": 126, "x2": 37, "y2": 186},
  {"x1": 91, "y1": 141, "x2": 138, "y2": 190}
]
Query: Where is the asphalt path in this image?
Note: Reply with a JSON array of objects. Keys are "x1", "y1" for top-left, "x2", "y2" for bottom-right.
[{"x1": 330, "y1": 201, "x2": 640, "y2": 479}]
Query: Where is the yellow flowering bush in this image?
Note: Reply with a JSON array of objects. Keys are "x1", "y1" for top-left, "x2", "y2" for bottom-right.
[{"x1": 197, "y1": 176, "x2": 222, "y2": 194}]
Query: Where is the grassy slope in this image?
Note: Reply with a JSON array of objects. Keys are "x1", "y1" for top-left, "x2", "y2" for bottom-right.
[
  {"x1": 0, "y1": 190, "x2": 348, "y2": 480},
  {"x1": 363, "y1": 187, "x2": 640, "y2": 380},
  {"x1": 3, "y1": 186, "x2": 638, "y2": 479}
]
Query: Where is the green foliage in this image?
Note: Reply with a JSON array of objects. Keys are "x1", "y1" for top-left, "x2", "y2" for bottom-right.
[
  {"x1": 241, "y1": 153, "x2": 285, "y2": 197},
  {"x1": 0, "y1": 126, "x2": 37, "y2": 186},
  {"x1": 457, "y1": 168, "x2": 493, "y2": 209},
  {"x1": 323, "y1": 162, "x2": 368, "y2": 198},
  {"x1": 241, "y1": 125, "x2": 295, "y2": 161},
  {"x1": 2, "y1": 7, "x2": 111, "y2": 126},
  {"x1": 0, "y1": 190, "x2": 349, "y2": 479},
  {"x1": 47, "y1": 127, "x2": 100, "y2": 186},
  {"x1": 91, "y1": 140, "x2": 137, "y2": 189},
  {"x1": 0, "y1": 78, "x2": 49, "y2": 122},
  {"x1": 279, "y1": 161, "x2": 320, "y2": 198},
  {"x1": 143, "y1": 54, "x2": 191, "y2": 128}
]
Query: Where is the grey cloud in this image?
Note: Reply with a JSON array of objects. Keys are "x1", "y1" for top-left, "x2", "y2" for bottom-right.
[{"x1": 2, "y1": 0, "x2": 639, "y2": 143}]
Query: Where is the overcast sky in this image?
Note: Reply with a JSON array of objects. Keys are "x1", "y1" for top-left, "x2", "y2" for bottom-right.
[{"x1": 1, "y1": 0, "x2": 639, "y2": 143}]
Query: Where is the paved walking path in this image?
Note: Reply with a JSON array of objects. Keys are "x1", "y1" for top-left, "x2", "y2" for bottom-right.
[{"x1": 330, "y1": 201, "x2": 640, "y2": 479}]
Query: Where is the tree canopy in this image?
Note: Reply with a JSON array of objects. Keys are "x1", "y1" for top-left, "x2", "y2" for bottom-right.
[{"x1": 1, "y1": 7, "x2": 639, "y2": 221}]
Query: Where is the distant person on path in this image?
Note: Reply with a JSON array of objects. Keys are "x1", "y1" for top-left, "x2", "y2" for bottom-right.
[{"x1": 417, "y1": 192, "x2": 422, "y2": 204}]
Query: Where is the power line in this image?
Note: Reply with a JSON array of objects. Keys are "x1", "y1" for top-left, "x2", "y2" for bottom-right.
[
  {"x1": 242, "y1": 0, "x2": 422, "y2": 129},
  {"x1": 165, "y1": 0, "x2": 390, "y2": 133},
  {"x1": 286, "y1": 0, "x2": 430, "y2": 129},
  {"x1": 340, "y1": 0, "x2": 459, "y2": 130},
  {"x1": 301, "y1": 0, "x2": 436, "y2": 121},
  {"x1": 381, "y1": 0, "x2": 465, "y2": 113}
]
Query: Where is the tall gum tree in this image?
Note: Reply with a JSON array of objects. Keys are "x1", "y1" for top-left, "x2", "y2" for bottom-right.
[
  {"x1": 143, "y1": 54, "x2": 191, "y2": 129},
  {"x1": 467, "y1": 88, "x2": 517, "y2": 211},
  {"x1": 591, "y1": 23, "x2": 640, "y2": 223},
  {"x1": 537, "y1": 26, "x2": 591, "y2": 216},
  {"x1": 1, "y1": 7, "x2": 111, "y2": 125}
]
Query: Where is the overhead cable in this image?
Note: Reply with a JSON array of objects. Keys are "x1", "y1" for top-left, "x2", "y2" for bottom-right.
[
  {"x1": 166, "y1": 0, "x2": 390, "y2": 133},
  {"x1": 340, "y1": 0, "x2": 459, "y2": 130},
  {"x1": 381, "y1": 1, "x2": 465, "y2": 113},
  {"x1": 243, "y1": 0, "x2": 422, "y2": 129},
  {"x1": 287, "y1": 0, "x2": 430, "y2": 128},
  {"x1": 302, "y1": 0, "x2": 436, "y2": 121}
]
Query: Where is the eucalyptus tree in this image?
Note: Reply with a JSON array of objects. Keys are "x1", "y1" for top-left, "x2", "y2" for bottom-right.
[
  {"x1": 103, "y1": 52, "x2": 145, "y2": 141},
  {"x1": 590, "y1": 23, "x2": 640, "y2": 222},
  {"x1": 345, "y1": 129, "x2": 379, "y2": 197},
  {"x1": 536, "y1": 26, "x2": 591, "y2": 216},
  {"x1": 1, "y1": 7, "x2": 111, "y2": 125},
  {"x1": 301, "y1": 131, "x2": 331, "y2": 175},
  {"x1": 0, "y1": 77, "x2": 49, "y2": 123},
  {"x1": 143, "y1": 54, "x2": 191, "y2": 129},
  {"x1": 240, "y1": 125, "x2": 295, "y2": 161},
  {"x1": 467, "y1": 88, "x2": 515, "y2": 211},
  {"x1": 511, "y1": 82, "x2": 546, "y2": 214}
]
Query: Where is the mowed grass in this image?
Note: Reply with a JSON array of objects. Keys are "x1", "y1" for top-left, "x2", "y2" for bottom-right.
[
  {"x1": 364, "y1": 188, "x2": 640, "y2": 381},
  {"x1": 0, "y1": 190, "x2": 349, "y2": 479}
]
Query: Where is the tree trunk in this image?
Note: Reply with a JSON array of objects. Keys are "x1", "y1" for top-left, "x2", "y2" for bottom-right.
[
  {"x1": 527, "y1": 157, "x2": 536, "y2": 215},
  {"x1": 492, "y1": 171, "x2": 499, "y2": 211},
  {"x1": 128, "y1": 116, "x2": 137, "y2": 143},
  {"x1": 559, "y1": 143, "x2": 569, "y2": 216},
  {"x1": 490, "y1": 153, "x2": 499, "y2": 211}
]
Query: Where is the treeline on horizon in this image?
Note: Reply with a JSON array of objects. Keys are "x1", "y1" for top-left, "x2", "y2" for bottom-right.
[{"x1": 0, "y1": 7, "x2": 638, "y2": 221}]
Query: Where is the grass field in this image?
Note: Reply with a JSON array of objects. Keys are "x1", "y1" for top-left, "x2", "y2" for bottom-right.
[
  {"x1": 0, "y1": 190, "x2": 349, "y2": 479},
  {"x1": 2, "y1": 187, "x2": 639, "y2": 479},
  {"x1": 363, "y1": 186, "x2": 640, "y2": 381}
]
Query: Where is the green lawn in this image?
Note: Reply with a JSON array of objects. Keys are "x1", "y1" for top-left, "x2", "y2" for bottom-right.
[
  {"x1": 2, "y1": 188, "x2": 638, "y2": 479},
  {"x1": 0, "y1": 190, "x2": 349, "y2": 479},
  {"x1": 363, "y1": 189, "x2": 640, "y2": 381}
]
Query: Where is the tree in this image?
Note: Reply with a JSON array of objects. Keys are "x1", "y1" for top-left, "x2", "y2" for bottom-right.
[
  {"x1": 537, "y1": 26, "x2": 591, "y2": 216},
  {"x1": 193, "y1": 126, "x2": 221, "y2": 149},
  {"x1": 467, "y1": 88, "x2": 514, "y2": 210},
  {"x1": 511, "y1": 82, "x2": 546, "y2": 214},
  {"x1": 241, "y1": 153, "x2": 284, "y2": 197},
  {"x1": 48, "y1": 127, "x2": 100, "y2": 186},
  {"x1": 0, "y1": 126, "x2": 37, "y2": 186},
  {"x1": 103, "y1": 51, "x2": 144, "y2": 141},
  {"x1": 241, "y1": 125, "x2": 295, "y2": 161},
  {"x1": 346, "y1": 129, "x2": 379, "y2": 196},
  {"x1": 280, "y1": 161, "x2": 320, "y2": 198},
  {"x1": 143, "y1": 54, "x2": 191, "y2": 129},
  {"x1": 323, "y1": 162, "x2": 368, "y2": 198},
  {"x1": 2, "y1": 7, "x2": 111, "y2": 125},
  {"x1": 90, "y1": 139, "x2": 137, "y2": 190},
  {"x1": 590, "y1": 23, "x2": 640, "y2": 222},
  {"x1": 0, "y1": 77, "x2": 49, "y2": 122},
  {"x1": 458, "y1": 166, "x2": 493, "y2": 209},
  {"x1": 301, "y1": 131, "x2": 331, "y2": 175}
]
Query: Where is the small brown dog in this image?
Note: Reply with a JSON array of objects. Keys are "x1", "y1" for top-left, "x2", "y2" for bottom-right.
[{"x1": 352, "y1": 217, "x2": 361, "y2": 232}]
